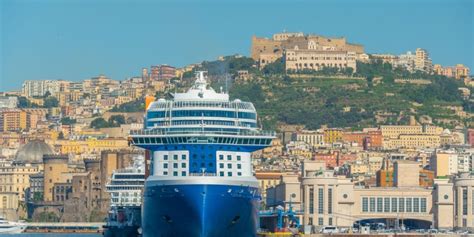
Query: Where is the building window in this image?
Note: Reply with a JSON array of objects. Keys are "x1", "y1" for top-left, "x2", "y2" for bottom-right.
[
  {"x1": 472, "y1": 190, "x2": 474, "y2": 215},
  {"x1": 237, "y1": 164, "x2": 241, "y2": 169},
  {"x1": 173, "y1": 171, "x2": 178, "y2": 176},
  {"x1": 413, "y1": 198, "x2": 420, "y2": 212},
  {"x1": 391, "y1": 198, "x2": 398, "y2": 212},
  {"x1": 318, "y1": 188, "x2": 324, "y2": 214},
  {"x1": 163, "y1": 163, "x2": 168, "y2": 169},
  {"x1": 173, "y1": 163, "x2": 178, "y2": 169},
  {"x1": 181, "y1": 163, "x2": 186, "y2": 168},
  {"x1": 384, "y1": 198, "x2": 390, "y2": 212},
  {"x1": 173, "y1": 155, "x2": 178, "y2": 160},
  {"x1": 227, "y1": 155, "x2": 232, "y2": 161},
  {"x1": 328, "y1": 217, "x2": 333, "y2": 226},
  {"x1": 164, "y1": 155, "x2": 168, "y2": 160},
  {"x1": 237, "y1": 156, "x2": 241, "y2": 161},
  {"x1": 163, "y1": 171, "x2": 168, "y2": 175},
  {"x1": 328, "y1": 188, "x2": 333, "y2": 214},
  {"x1": 219, "y1": 155, "x2": 224, "y2": 160},
  {"x1": 421, "y1": 198, "x2": 427, "y2": 213},
  {"x1": 309, "y1": 188, "x2": 314, "y2": 214},
  {"x1": 237, "y1": 172, "x2": 242, "y2": 176},
  {"x1": 318, "y1": 217, "x2": 323, "y2": 226},
  {"x1": 377, "y1": 198, "x2": 383, "y2": 212},
  {"x1": 399, "y1": 198, "x2": 405, "y2": 212},
  {"x1": 182, "y1": 155, "x2": 186, "y2": 160},
  {"x1": 219, "y1": 172, "x2": 224, "y2": 176},
  {"x1": 309, "y1": 217, "x2": 313, "y2": 225},
  {"x1": 463, "y1": 188, "x2": 468, "y2": 215},
  {"x1": 227, "y1": 164, "x2": 232, "y2": 169},
  {"x1": 181, "y1": 171, "x2": 186, "y2": 176},
  {"x1": 219, "y1": 163, "x2": 224, "y2": 168},
  {"x1": 362, "y1": 197, "x2": 368, "y2": 212},
  {"x1": 370, "y1": 197, "x2": 376, "y2": 212},
  {"x1": 227, "y1": 172, "x2": 232, "y2": 177},
  {"x1": 406, "y1": 198, "x2": 412, "y2": 212}
]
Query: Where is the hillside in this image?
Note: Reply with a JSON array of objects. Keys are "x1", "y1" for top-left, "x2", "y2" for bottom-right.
[{"x1": 204, "y1": 57, "x2": 472, "y2": 130}]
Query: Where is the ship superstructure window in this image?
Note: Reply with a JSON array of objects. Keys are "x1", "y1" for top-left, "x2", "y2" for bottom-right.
[
  {"x1": 216, "y1": 151, "x2": 251, "y2": 177},
  {"x1": 154, "y1": 151, "x2": 189, "y2": 176}
]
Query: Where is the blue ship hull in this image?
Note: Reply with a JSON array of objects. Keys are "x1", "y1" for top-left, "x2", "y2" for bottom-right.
[{"x1": 142, "y1": 182, "x2": 260, "y2": 237}]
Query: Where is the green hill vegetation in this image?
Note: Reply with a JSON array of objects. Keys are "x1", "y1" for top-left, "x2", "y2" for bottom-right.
[{"x1": 200, "y1": 57, "x2": 472, "y2": 130}]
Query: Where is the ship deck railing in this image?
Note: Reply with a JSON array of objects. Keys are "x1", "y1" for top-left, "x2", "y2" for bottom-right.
[
  {"x1": 189, "y1": 172, "x2": 217, "y2": 176},
  {"x1": 129, "y1": 129, "x2": 276, "y2": 137}
]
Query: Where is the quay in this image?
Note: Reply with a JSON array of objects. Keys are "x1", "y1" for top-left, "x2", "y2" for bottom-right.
[{"x1": 25, "y1": 222, "x2": 104, "y2": 233}]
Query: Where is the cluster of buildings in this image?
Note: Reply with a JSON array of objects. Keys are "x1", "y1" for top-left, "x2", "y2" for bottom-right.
[
  {"x1": 251, "y1": 32, "x2": 471, "y2": 83},
  {"x1": 251, "y1": 32, "x2": 363, "y2": 72},
  {"x1": 0, "y1": 138, "x2": 141, "y2": 222},
  {"x1": 254, "y1": 122, "x2": 474, "y2": 232}
]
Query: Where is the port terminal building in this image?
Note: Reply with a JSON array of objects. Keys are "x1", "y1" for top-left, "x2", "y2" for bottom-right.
[{"x1": 265, "y1": 160, "x2": 474, "y2": 232}]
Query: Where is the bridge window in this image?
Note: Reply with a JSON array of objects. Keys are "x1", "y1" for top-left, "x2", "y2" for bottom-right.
[{"x1": 362, "y1": 197, "x2": 368, "y2": 212}]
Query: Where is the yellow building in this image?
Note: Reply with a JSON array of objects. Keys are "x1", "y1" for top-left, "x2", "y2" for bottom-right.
[
  {"x1": 383, "y1": 134, "x2": 441, "y2": 150},
  {"x1": 285, "y1": 49, "x2": 357, "y2": 72},
  {"x1": 0, "y1": 110, "x2": 29, "y2": 132},
  {"x1": 380, "y1": 125, "x2": 442, "y2": 139},
  {"x1": 294, "y1": 130, "x2": 325, "y2": 148},
  {"x1": 255, "y1": 171, "x2": 283, "y2": 205},
  {"x1": 430, "y1": 152, "x2": 458, "y2": 177},
  {"x1": 323, "y1": 128, "x2": 343, "y2": 144},
  {"x1": 0, "y1": 164, "x2": 40, "y2": 202},
  {"x1": 57, "y1": 138, "x2": 129, "y2": 155},
  {"x1": 43, "y1": 155, "x2": 69, "y2": 202}
]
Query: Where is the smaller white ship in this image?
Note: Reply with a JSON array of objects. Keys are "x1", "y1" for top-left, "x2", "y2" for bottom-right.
[
  {"x1": 0, "y1": 218, "x2": 27, "y2": 234},
  {"x1": 103, "y1": 155, "x2": 145, "y2": 237}
]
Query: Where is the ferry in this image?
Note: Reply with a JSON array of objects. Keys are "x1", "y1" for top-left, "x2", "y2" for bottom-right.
[
  {"x1": 104, "y1": 156, "x2": 145, "y2": 237},
  {"x1": 129, "y1": 71, "x2": 275, "y2": 237},
  {"x1": 0, "y1": 218, "x2": 27, "y2": 234}
]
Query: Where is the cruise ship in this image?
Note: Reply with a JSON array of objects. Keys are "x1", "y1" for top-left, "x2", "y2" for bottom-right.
[
  {"x1": 104, "y1": 156, "x2": 145, "y2": 237},
  {"x1": 129, "y1": 72, "x2": 275, "y2": 237}
]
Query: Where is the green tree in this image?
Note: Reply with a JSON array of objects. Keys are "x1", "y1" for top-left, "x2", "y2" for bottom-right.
[
  {"x1": 262, "y1": 58, "x2": 285, "y2": 75},
  {"x1": 43, "y1": 96, "x2": 59, "y2": 108},
  {"x1": 90, "y1": 118, "x2": 109, "y2": 129},
  {"x1": 60, "y1": 117, "x2": 76, "y2": 125},
  {"x1": 108, "y1": 115, "x2": 126, "y2": 127}
]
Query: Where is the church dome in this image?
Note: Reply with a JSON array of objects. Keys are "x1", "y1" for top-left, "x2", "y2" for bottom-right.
[{"x1": 15, "y1": 140, "x2": 54, "y2": 164}]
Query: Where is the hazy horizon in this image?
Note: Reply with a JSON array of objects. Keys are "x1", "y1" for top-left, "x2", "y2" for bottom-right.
[{"x1": 1, "y1": 0, "x2": 473, "y2": 91}]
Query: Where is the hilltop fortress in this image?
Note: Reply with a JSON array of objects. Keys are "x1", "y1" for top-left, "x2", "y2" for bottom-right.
[{"x1": 251, "y1": 32, "x2": 364, "y2": 71}]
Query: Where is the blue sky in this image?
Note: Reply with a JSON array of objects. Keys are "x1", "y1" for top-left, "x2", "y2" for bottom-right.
[{"x1": 1, "y1": 0, "x2": 473, "y2": 91}]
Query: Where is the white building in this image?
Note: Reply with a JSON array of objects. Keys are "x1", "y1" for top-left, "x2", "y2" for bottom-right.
[{"x1": 0, "y1": 96, "x2": 18, "y2": 109}]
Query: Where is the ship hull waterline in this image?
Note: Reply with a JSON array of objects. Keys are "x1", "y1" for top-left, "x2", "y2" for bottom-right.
[{"x1": 142, "y1": 178, "x2": 261, "y2": 237}]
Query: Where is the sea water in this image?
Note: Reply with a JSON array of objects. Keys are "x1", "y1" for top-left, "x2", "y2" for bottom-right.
[{"x1": 0, "y1": 234, "x2": 101, "y2": 237}]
